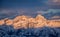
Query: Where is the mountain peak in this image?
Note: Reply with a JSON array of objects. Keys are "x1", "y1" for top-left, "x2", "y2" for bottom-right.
[
  {"x1": 0, "y1": 15, "x2": 60, "y2": 29},
  {"x1": 36, "y1": 14, "x2": 46, "y2": 21}
]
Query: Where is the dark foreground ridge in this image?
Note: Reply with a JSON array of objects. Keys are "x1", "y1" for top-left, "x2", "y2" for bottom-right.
[{"x1": 0, "y1": 25, "x2": 60, "y2": 37}]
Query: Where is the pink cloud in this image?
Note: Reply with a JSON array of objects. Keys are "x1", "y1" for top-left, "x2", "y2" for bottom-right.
[
  {"x1": 47, "y1": 0, "x2": 60, "y2": 5},
  {"x1": 52, "y1": 0, "x2": 60, "y2": 2}
]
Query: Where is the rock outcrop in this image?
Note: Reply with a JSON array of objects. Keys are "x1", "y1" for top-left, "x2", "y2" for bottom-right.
[{"x1": 0, "y1": 15, "x2": 60, "y2": 29}]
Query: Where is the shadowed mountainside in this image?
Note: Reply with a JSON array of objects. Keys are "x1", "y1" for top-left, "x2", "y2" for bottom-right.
[{"x1": 0, "y1": 25, "x2": 60, "y2": 37}]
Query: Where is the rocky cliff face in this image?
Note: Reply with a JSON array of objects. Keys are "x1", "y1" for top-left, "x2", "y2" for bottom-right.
[{"x1": 0, "y1": 15, "x2": 60, "y2": 29}]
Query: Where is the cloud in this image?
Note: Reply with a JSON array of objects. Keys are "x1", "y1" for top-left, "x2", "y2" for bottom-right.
[
  {"x1": 47, "y1": 0, "x2": 60, "y2": 5},
  {"x1": 52, "y1": 0, "x2": 60, "y2": 2},
  {"x1": 51, "y1": 16, "x2": 60, "y2": 20}
]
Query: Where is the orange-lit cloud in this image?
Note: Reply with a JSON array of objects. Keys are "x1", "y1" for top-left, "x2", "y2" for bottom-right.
[{"x1": 51, "y1": 16, "x2": 60, "y2": 19}]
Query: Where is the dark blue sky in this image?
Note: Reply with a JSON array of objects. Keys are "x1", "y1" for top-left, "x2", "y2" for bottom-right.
[
  {"x1": 0, "y1": 0, "x2": 47, "y2": 8},
  {"x1": 0, "y1": 0, "x2": 60, "y2": 19},
  {"x1": 0, "y1": 0, "x2": 60, "y2": 10}
]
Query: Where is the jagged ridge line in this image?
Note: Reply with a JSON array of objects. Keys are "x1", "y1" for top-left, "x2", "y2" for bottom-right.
[{"x1": 0, "y1": 15, "x2": 60, "y2": 29}]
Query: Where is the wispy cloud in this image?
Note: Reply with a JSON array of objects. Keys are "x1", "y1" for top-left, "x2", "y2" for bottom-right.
[{"x1": 47, "y1": 0, "x2": 60, "y2": 5}]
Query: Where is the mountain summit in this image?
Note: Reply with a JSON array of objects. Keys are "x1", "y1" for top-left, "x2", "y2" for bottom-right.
[{"x1": 0, "y1": 15, "x2": 60, "y2": 29}]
